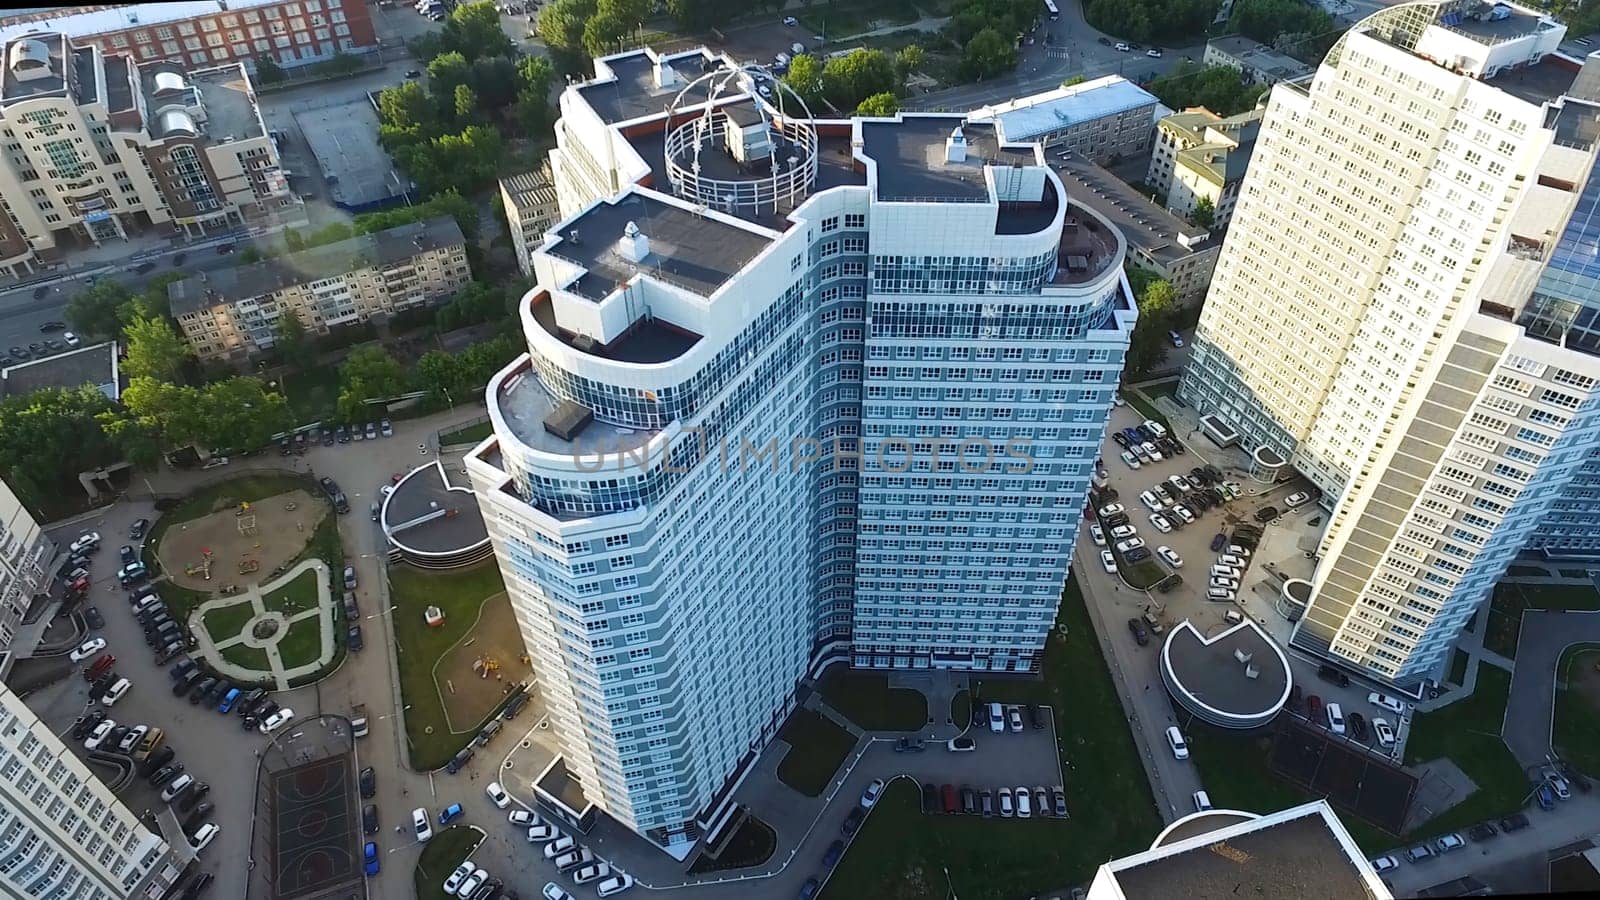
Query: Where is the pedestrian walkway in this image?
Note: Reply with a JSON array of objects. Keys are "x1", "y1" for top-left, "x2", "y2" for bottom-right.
[
  {"x1": 1502, "y1": 609, "x2": 1600, "y2": 770},
  {"x1": 188, "y1": 558, "x2": 335, "y2": 690}
]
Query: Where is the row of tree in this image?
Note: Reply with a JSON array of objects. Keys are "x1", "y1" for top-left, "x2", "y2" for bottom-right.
[
  {"x1": 537, "y1": 0, "x2": 653, "y2": 72},
  {"x1": 782, "y1": 47, "x2": 919, "y2": 115},
  {"x1": 1146, "y1": 63, "x2": 1267, "y2": 117},
  {"x1": 1125, "y1": 268, "x2": 1180, "y2": 380},
  {"x1": 945, "y1": 0, "x2": 1034, "y2": 82},
  {"x1": 1082, "y1": 0, "x2": 1220, "y2": 46}
]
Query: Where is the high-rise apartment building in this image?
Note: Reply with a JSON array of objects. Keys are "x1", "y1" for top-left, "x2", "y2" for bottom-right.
[
  {"x1": 466, "y1": 48, "x2": 1135, "y2": 852},
  {"x1": 0, "y1": 31, "x2": 301, "y2": 278},
  {"x1": 1180, "y1": 0, "x2": 1600, "y2": 692},
  {"x1": 0, "y1": 683, "x2": 181, "y2": 899},
  {"x1": 0, "y1": 477, "x2": 51, "y2": 654},
  {"x1": 500, "y1": 163, "x2": 558, "y2": 277}
]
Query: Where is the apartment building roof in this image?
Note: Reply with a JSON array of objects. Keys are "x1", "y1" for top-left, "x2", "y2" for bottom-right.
[
  {"x1": 102, "y1": 53, "x2": 132, "y2": 111},
  {"x1": 1205, "y1": 35, "x2": 1312, "y2": 82},
  {"x1": 1161, "y1": 620, "x2": 1291, "y2": 726},
  {"x1": 546, "y1": 191, "x2": 773, "y2": 301},
  {"x1": 1159, "y1": 109, "x2": 1221, "y2": 146},
  {"x1": 157, "y1": 64, "x2": 263, "y2": 146},
  {"x1": 382, "y1": 461, "x2": 489, "y2": 557},
  {"x1": 1439, "y1": 0, "x2": 1554, "y2": 42},
  {"x1": 168, "y1": 217, "x2": 465, "y2": 315},
  {"x1": 0, "y1": 32, "x2": 71, "y2": 104},
  {"x1": 577, "y1": 49, "x2": 719, "y2": 126},
  {"x1": 1052, "y1": 155, "x2": 1211, "y2": 265},
  {"x1": 502, "y1": 168, "x2": 558, "y2": 215},
  {"x1": 861, "y1": 116, "x2": 1034, "y2": 202},
  {"x1": 497, "y1": 354, "x2": 658, "y2": 462},
  {"x1": 0, "y1": 341, "x2": 119, "y2": 400},
  {"x1": 974, "y1": 76, "x2": 1159, "y2": 144},
  {"x1": 1105, "y1": 803, "x2": 1387, "y2": 900},
  {"x1": 0, "y1": 2, "x2": 279, "y2": 47},
  {"x1": 1487, "y1": 55, "x2": 1582, "y2": 104}
]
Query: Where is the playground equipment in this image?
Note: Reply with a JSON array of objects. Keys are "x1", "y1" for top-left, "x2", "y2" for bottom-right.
[
  {"x1": 220, "y1": 584, "x2": 240, "y2": 595},
  {"x1": 185, "y1": 550, "x2": 213, "y2": 581},
  {"x1": 424, "y1": 606, "x2": 445, "y2": 627},
  {"x1": 237, "y1": 513, "x2": 257, "y2": 536},
  {"x1": 472, "y1": 657, "x2": 500, "y2": 678},
  {"x1": 238, "y1": 559, "x2": 260, "y2": 575}
]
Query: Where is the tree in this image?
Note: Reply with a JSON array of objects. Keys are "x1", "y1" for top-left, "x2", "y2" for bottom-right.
[
  {"x1": 274, "y1": 311, "x2": 315, "y2": 371},
  {"x1": 0, "y1": 387, "x2": 126, "y2": 510},
  {"x1": 469, "y1": 56, "x2": 520, "y2": 111},
  {"x1": 1080, "y1": 0, "x2": 1218, "y2": 45},
  {"x1": 1147, "y1": 63, "x2": 1263, "y2": 116},
  {"x1": 538, "y1": 0, "x2": 596, "y2": 59},
  {"x1": 122, "y1": 315, "x2": 190, "y2": 382},
  {"x1": 1191, "y1": 196, "x2": 1215, "y2": 230},
  {"x1": 582, "y1": 9, "x2": 632, "y2": 58},
  {"x1": 1126, "y1": 274, "x2": 1178, "y2": 378},
  {"x1": 65, "y1": 281, "x2": 135, "y2": 339},
  {"x1": 377, "y1": 81, "x2": 437, "y2": 145},
  {"x1": 197, "y1": 377, "x2": 293, "y2": 451},
  {"x1": 783, "y1": 54, "x2": 827, "y2": 109},
  {"x1": 442, "y1": 0, "x2": 517, "y2": 61},
  {"x1": 1229, "y1": 0, "x2": 1330, "y2": 51},
  {"x1": 454, "y1": 83, "x2": 479, "y2": 121},
  {"x1": 856, "y1": 92, "x2": 900, "y2": 117},
  {"x1": 515, "y1": 55, "x2": 556, "y2": 135},
  {"x1": 960, "y1": 27, "x2": 1017, "y2": 82},
  {"x1": 823, "y1": 49, "x2": 896, "y2": 111},
  {"x1": 1062, "y1": 75, "x2": 1088, "y2": 88},
  {"x1": 894, "y1": 45, "x2": 924, "y2": 83},
  {"x1": 427, "y1": 52, "x2": 473, "y2": 101},
  {"x1": 255, "y1": 54, "x2": 286, "y2": 84},
  {"x1": 120, "y1": 377, "x2": 206, "y2": 450},
  {"x1": 337, "y1": 345, "x2": 409, "y2": 421}
]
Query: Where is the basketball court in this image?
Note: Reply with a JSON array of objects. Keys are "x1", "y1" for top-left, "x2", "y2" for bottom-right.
[
  {"x1": 1268, "y1": 719, "x2": 1417, "y2": 834},
  {"x1": 266, "y1": 755, "x2": 360, "y2": 900}
]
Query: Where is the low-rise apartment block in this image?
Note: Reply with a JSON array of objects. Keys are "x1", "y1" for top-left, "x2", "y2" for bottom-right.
[
  {"x1": 0, "y1": 30, "x2": 302, "y2": 277},
  {"x1": 1203, "y1": 35, "x2": 1314, "y2": 85},
  {"x1": 970, "y1": 75, "x2": 1162, "y2": 164},
  {"x1": 0, "y1": 477, "x2": 51, "y2": 655},
  {"x1": 1147, "y1": 106, "x2": 1262, "y2": 230},
  {"x1": 169, "y1": 217, "x2": 469, "y2": 360},
  {"x1": 500, "y1": 162, "x2": 557, "y2": 277}
]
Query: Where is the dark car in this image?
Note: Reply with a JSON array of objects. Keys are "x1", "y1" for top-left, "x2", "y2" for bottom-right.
[
  {"x1": 322, "y1": 428, "x2": 335, "y2": 446},
  {"x1": 348, "y1": 624, "x2": 364, "y2": 651},
  {"x1": 1111, "y1": 432, "x2": 1130, "y2": 448},
  {"x1": 236, "y1": 688, "x2": 267, "y2": 715},
  {"x1": 1306, "y1": 694, "x2": 1323, "y2": 718},
  {"x1": 205, "y1": 679, "x2": 232, "y2": 703},
  {"x1": 893, "y1": 737, "x2": 926, "y2": 752},
  {"x1": 133, "y1": 261, "x2": 156, "y2": 274},
  {"x1": 129, "y1": 518, "x2": 150, "y2": 540},
  {"x1": 106, "y1": 725, "x2": 130, "y2": 749},
  {"x1": 70, "y1": 714, "x2": 94, "y2": 740},
  {"x1": 83, "y1": 606, "x2": 105, "y2": 629},
  {"x1": 980, "y1": 789, "x2": 994, "y2": 817},
  {"x1": 1210, "y1": 532, "x2": 1227, "y2": 551},
  {"x1": 189, "y1": 677, "x2": 218, "y2": 704},
  {"x1": 178, "y1": 871, "x2": 214, "y2": 900},
  {"x1": 172, "y1": 252, "x2": 187, "y2": 265},
  {"x1": 180, "y1": 802, "x2": 213, "y2": 834},
  {"x1": 359, "y1": 766, "x2": 376, "y2": 798},
  {"x1": 147, "y1": 764, "x2": 183, "y2": 787},
  {"x1": 405, "y1": 68, "x2": 422, "y2": 78},
  {"x1": 941, "y1": 783, "x2": 959, "y2": 814},
  {"x1": 170, "y1": 658, "x2": 198, "y2": 680},
  {"x1": 960, "y1": 785, "x2": 977, "y2": 814},
  {"x1": 1316, "y1": 664, "x2": 1351, "y2": 688},
  {"x1": 336, "y1": 425, "x2": 351, "y2": 443},
  {"x1": 89, "y1": 672, "x2": 117, "y2": 696},
  {"x1": 155, "y1": 643, "x2": 186, "y2": 665},
  {"x1": 363, "y1": 803, "x2": 379, "y2": 835},
  {"x1": 139, "y1": 746, "x2": 174, "y2": 776},
  {"x1": 215, "y1": 242, "x2": 234, "y2": 254},
  {"x1": 172, "y1": 670, "x2": 201, "y2": 696},
  {"x1": 1125, "y1": 547, "x2": 1153, "y2": 563},
  {"x1": 1103, "y1": 512, "x2": 1130, "y2": 529},
  {"x1": 1500, "y1": 813, "x2": 1530, "y2": 832},
  {"x1": 1288, "y1": 684, "x2": 1303, "y2": 710},
  {"x1": 445, "y1": 747, "x2": 473, "y2": 774},
  {"x1": 1027, "y1": 704, "x2": 1044, "y2": 730},
  {"x1": 921, "y1": 782, "x2": 938, "y2": 812},
  {"x1": 841, "y1": 807, "x2": 865, "y2": 836},
  {"x1": 1254, "y1": 506, "x2": 1279, "y2": 523},
  {"x1": 39, "y1": 318, "x2": 65, "y2": 330},
  {"x1": 1349, "y1": 712, "x2": 1368, "y2": 740},
  {"x1": 822, "y1": 839, "x2": 844, "y2": 867},
  {"x1": 1127, "y1": 618, "x2": 1150, "y2": 646},
  {"x1": 178, "y1": 782, "x2": 211, "y2": 812},
  {"x1": 1467, "y1": 822, "x2": 1497, "y2": 842},
  {"x1": 799, "y1": 878, "x2": 821, "y2": 900}
]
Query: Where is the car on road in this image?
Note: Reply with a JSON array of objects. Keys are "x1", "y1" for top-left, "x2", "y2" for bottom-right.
[
  {"x1": 412, "y1": 807, "x2": 433, "y2": 842},
  {"x1": 860, "y1": 779, "x2": 885, "y2": 808},
  {"x1": 1326, "y1": 702, "x2": 1346, "y2": 735},
  {"x1": 363, "y1": 841, "x2": 380, "y2": 876},
  {"x1": 1166, "y1": 726, "x2": 1189, "y2": 759},
  {"x1": 542, "y1": 883, "x2": 574, "y2": 900},
  {"x1": 892, "y1": 736, "x2": 926, "y2": 752},
  {"x1": 1192, "y1": 790, "x2": 1212, "y2": 811},
  {"x1": 1466, "y1": 822, "x2": 1497, "y2": 842},
  {"x1": 1007, "y1": 706, "x2": 1024, "y2": 733},
  {"x1": 405, "y1": 69, "x2": 423, "y2": 78},
  {"x1": 1404, "y1": 843, "x2": 1433, "y2": 862},
  {"x1": 1373, "y1": 717, "x2": 1395, "y2": 747},
  {"x1": 1127, "y1": 617, "x2": 1149, "y2": 646},
  {"x1": 1370, "y1": 855, "x2": 1398, "y2": 873},
  {"x1": 783, "y1": 15, "x2": 798, "y2": 24},
  {"x1": 70, "y1": 638, "x2": 106, "y2": 662},
  {"x1": 1147, "y1": 47, "x2": 1163, "y2": 57},
  {"x1": 485, "y1": 781, "x2": 510, "y2": 808},
  {"x1": 439, "y1": 803, "x2": 464, "y2": 825},
  {"x1": 1115, "y1": 41, "x2": 1130, "y2": 51}
]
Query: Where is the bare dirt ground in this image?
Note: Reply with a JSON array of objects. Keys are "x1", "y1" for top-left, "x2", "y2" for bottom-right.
[
  {"x1": 434, "y1": 592, "x2": 534, "y2": 732},
  {"x1": 157, "y1": 489, "x2": 328, "y2": 592}
]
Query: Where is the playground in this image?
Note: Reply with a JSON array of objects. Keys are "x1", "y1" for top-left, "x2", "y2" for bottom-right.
[
  {"x1": 434, "y1": 592, "x2": 531, "y2": 732},
  {"x1": 156, "y1": 488, "x2": 327, "y2": 594}
]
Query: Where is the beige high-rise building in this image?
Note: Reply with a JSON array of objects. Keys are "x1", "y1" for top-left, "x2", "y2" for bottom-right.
[
  {"x1": 1180, "y1": 0, "x2": 1600, "y2": 693},
  {"x1": 500, "y1": 163, "x2": 558, "y2": 277},
  {"x1": 0, "y1": 30, "x2": 302, "y2": 278},
  {"x1": 0, "y1": 683, "x2": 182, "y2": 899},
  {"x1": 0, "y1": 477, "x2": 51, "y2": 655}
]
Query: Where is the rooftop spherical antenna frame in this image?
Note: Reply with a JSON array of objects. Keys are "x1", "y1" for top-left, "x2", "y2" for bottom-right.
[{"x1": 663, "y1": 62, "x2": 819, "y2": 218}]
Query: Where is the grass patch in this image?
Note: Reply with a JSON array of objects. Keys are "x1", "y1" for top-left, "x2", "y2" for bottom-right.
[
  {"x1": 951, "y1": 690, "x2": 970, "y2": 729},
  {"x1": 1448, "y1": 649, "x2": 1469, "y2": 687},
  {"x1": 1121, "y1": 558, "x2": 1167, "y2": 589},
  {"x1": 262, "y1": 570, "x2": 321, "y2": 616},
  {"x1": 438, "y1": 420, "x2": 493, "y2": 446},
  {"x1": 1484, "y1": 582, "x2": 1600, "y2": 660},
  {"x1": 800, "y1": 0, "x2": 919, "y2": 39},
  {"x1": 827, "y1": 578, "x2": 1160, "y2": 899},
  {"x1": 414, "y1": 826, "x2": 483, "y2": 900},
  {"x1": 1124, "y1": 391, "x2": 1169, "y2": 428},
  {"x1": 776, "y1": 708, "x2": 856, "y2": 797},
  {"x1": 283, "y1": 363, "x2": 341, "y2": 425},
  {"x1": 1142, "y1": 379, "x2": 1180, "y2": 400},
  {"x1": 276, "y1": 615, "x2": 325, "y2": 669},
  {"x1": 389, "y1": 561, "x2": 508, "y2": 770},
  {"x1": 1404, "y1": 664, "x2": 1529, "y2": 836},
  {"x1": 687, "y1": 814, "x2": 777, "y2": 874},
  {"x1": 219, "y1": 642, "x2": 272, "y2": 673},
  {"x1": 202, "y1": 601, "x2": 257, "y2": 640},
  {"x1": 817, "y1": 670, "x2": 928, "y2": 731},
  {"x1": 1554, "y1": 643, "x2": 1600, "y2": 777}
]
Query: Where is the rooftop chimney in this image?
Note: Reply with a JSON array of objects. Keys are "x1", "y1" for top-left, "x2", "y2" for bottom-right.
[
  {"x1": 619, "y1": 221, "x2": 650, "y2": 263},
  {"x1": 945, "y1": 127, "x2": 967, "y2": 163}
]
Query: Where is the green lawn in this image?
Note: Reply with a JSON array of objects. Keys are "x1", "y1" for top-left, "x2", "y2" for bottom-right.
[
  {"x1": 388, "y1": 561, "x2": 508, "y2": 770},
  {"x1": 827, "y1": 578, "x2": 1161, "y2": 899},
  {"x1": 1553, "y1": 643, "x2": 1600, "y2": 777},
  {"x1": 438, "y1": 421, "x2": 494, "y2": 446},
  {"x1": 776, "y1": 709, "x2": 857, "y2": 797},
  {"x1": 1124, "y1": 392, "x2": 1169, "y2": 428},
  {"x1": 262, "y1": 570, "x2": 321, "y2": 615},
  {"x1": 1404, "y1": 664, "x2": 1529, "y2": 836},
  {"x1": 414, "y1": 826, "x2": 483, "y2": 900},
  {"x1": 817, "y1": 670, "x2": 928, "y2": 731},
  {"x1": 219, "y1": 643, "x2": 272, "y2": 673},
  {"x1": 202, "y1": 601, "x2": 256, "y2": 640},
  {"x1": 687, "y1": 814, "x2": 777, "y2": 874},
  {"x1": 1484, "y1": 582, "x2": 1600, "y2": 659},
  {"x1": 276, "y1": 616, "x2": 325, "y2": 669},
  {"x1": 951, "y1": 690, "x2": 971, "y2": 729},
  {"x1": 283, "y1": 363, "x2": 341, "y2": 425},
  {"x1": 1121, "y1": 558, "x2": 1168, "y2": 589},
  {"x1": 1142, "y1": 379, "x2": 1180, "y2": 400},
  {"x1": 799, "y1": 0, "x2": 919, "y2": 39}
]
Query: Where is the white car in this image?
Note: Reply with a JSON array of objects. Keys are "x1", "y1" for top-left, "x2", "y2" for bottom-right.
[
  {"x1": 63, "y1": 331, "x2": 81, "y2": 347},
  {"x1": 1167, "y1": 475, "x2": 1192, "y2": 493},
  {"x1": 597, "y1": 874, "x2": 636, "y2": 897},
  {"x1": 1210, "y1": 565, "x2": 1241, "y2": 580},
  {"x1": 161, "y1": 774, "x2": 193, "y2": 803},
  {"x1": 101, "y1": 677, "x2": 131, "y2": 707},
  {"x1": 259, "y1": 708, "x2": 294, "y2": 734},
  {"x1": 1149, "y1": 513, "x2": 1173, "y2": 533},
  {"x1": 1100, "y1": 550, "x2": 1117, "y2": 574},
  {"x1": 1368, "y1": 692, "x2": 1407, "y2": 715},
  {"x1": 85, "y1": 719, "x2": 116, "y2": 750},
  {"x1": 1193, "y1": 790, "x2": 1212, "y2": 811},
  {"x1": 1090, "y1": 523, "x2": 1106, "y2": 546},
  {"x1": 782, "y1": 15, "x2": 798, "y2": 25},
  {"x1": 1326, "y1": 702, "x2": 1346, "y2": 734},
  {"x1": 860, "y1": 779, "x2": 885, "y2": 808},
  {"x1": 1112, "y1": 394, "x2": 1126, "y2": 407},
  {"x1": 70, "y1": 532, "x2": 100, "y2": 554},
  {"x1": 456, "y1": 869, "x2": 489, "y2": 897},
  {"x1": 1171, "y1": 505, "x2": 1196, "y2": 524},
  {"x1": 485, "y1": 781, "x2": 510, "y2": 808},
  {"x1": 412, "y1": 807, "x2": 433, "y2": 842},
  {"x1": 1115, "y1": 538, "x2": 1145, "y2": 553},
  {"x1": 1098, "y1": 503, "x2": 1125, "y2": 517},
  {"x1": 1139, "y1": 490, "x2": 1162, "y2": 511},
  {"x1": 1373, "y1": 717, "x2": 1395, "y2": 747},
  {"x1": 988, "y1": 701, "x2": 1005, "y2": 733},
  {"x1": 1218, "y1": 553, "x2": 1247, "y2": 568},
  {"x1": 70, "y1": 638, "x2": 107, "y2": 662},
  {"x1": 1109, "y1": 524, "x2": 1137, "y2": 540},
  {"x1": 1285, "y1": 490, "x2": 1314, "y2": 508},
  {"x1": 573, "y1": 862, "x2": 612, "y2": 884},
  {"x1": 1209, "y1": 576, "x2": 1239, "y2": 591},
  {"x1": 1144, "y1": 419, "x2": 1168, "y2": 439},
  {"x1": 1226, "y1": 544, "x2": 1252, "y2": 558},
  {"x1": 555, "y1": 848, "x2": 595, "y2": 872},
  {"x1": 1114, "y1": 41, "x2": 1130, "y2": 51},
  {"x1": 1434, "y1": 833, "x2": 1466, "y2": 853},
  {"x1": 1156, "y1": 546, "x2": 1183, "y2": 568},
  {"x1": 1166, "y1": 726, "x2": 1189, "y2": 760},
  {"x1": 1120, "y1": 450, "x2": 1141, "y2": 469},
  {"x1": 1141, "y1": 442, "x2": 1164, "y2": 461},
  {"x1": 1370, "y1": 855, "x2": 1399, "y2": 873},
  {"x1": 443, "y1": 861, "x2": 477, "y2": 895},
  {"x1": 117, "y1": 725, "x2": 149, "y2": 754},
  {"x1": 1014, "y1": 785, "x2": 1032, "y2": 818},
  {"x1": 543, "y1": 884, "x2": 575, "y2": 900},
  {"x1": 191, "y1": 822, "x2": 219, "y2": 852},
  {"x1": 527, "y1": 823, "x2": 559, "y2": 842},
  {"x1": 509, "y1": 809, "x2": 538, "y2": 827},
  {"x1": 543, "y1": 836, "x2": 576, "y2": 859},
  {"x1": 1207, "y1": 587, "x2": 1236, "y2": 601}
]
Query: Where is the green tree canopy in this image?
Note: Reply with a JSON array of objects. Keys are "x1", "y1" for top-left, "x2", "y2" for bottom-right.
[
  {"x1": 274, "y1": 311, "x2": 315, "y2": 370},
  {"x1": 428, "y1": 51, "x2": 473, "y2": 101},
  {"x1": 441, "y1": 0, "x2": 517, "y2": 61},
  {"x1": 1191, "y1": 196, "x2": 1215, "y2": 230},
  {"x1": 856, "y1": 92, "x2": 900, "y2": 117},
  {"x1": 783, "y1": 54, "x2": 827, "y2": 110},
  {"x1": 122, "y1": 315, "x2": 190, "y2": 382},
  {"x1": 1081, "y1": 0, "x2": 1219, "y2": 45},
  {"x1": 337, "y1": 345, "x2": 409, "y2": 421},
  {"x1": 960, "y1": 27, "x2": 1017, "y2": 82},
  {"x1": 65, "y1": 281, "x2": 135, "y2": 339},
  {"x1": 1147, "y1": 63, "x2": 1265, "y2": 116},
  {"x1": 255, "y1": 53, "x2": 286, "y2": 84},
  {"x1": 823, "y1": 49, "x2": 897, "y2": 111},
  {"x1": 1229, "y1": 0, "x2": 1331, "y2": 50},
  {"x1": 0, "y1": 387, "x2": 127, "y2": 510},
  {"x1": 1125, "y1": 273, "x2": 1178, "y2": 378},
  {"x1": 454, "y1": 83, "x2": 479, "y2": 121},
  {"x1": 538, "y1": 0, "x2": 596, "y2": 59}
]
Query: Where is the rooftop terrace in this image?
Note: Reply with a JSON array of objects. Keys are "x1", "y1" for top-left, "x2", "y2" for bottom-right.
[
  {"x1": 496, "y1": 358, "x2": 658, "y2": 462},
  {"x1": 861, "y1": 116, "x2": 1034, "y2": 202},
  {"x1": 172, "y1": 64, "x2": 262, "y2": 146},
  {"x1": 1051, "y1": 199, "x2": 1122, "y2": 285},
  {"x1": 1486, "y1": 56, "x2": 1580, "y2": 105},
  {"x1": 531, "y1": 294, "x2": 700, "y2": 364},
  {"x1": 0, "y1": 32, "x2": 68, "y2": 104},
  {"x1": 547, "y1": 191, "x2": 774, "y2": 301}
]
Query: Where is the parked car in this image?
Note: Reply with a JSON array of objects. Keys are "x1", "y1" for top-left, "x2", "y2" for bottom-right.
[
  {"x1": 946, "y1": 736, "x2": 975, "y2": 752},
  {"x1": 412, "y1": 807, "x2": 433, "y2": 842},
  {"x1": 1404, "y1": 843, "x2": 1433, "y2": 862},
  {"x1": 1537, "y1": 783, "x2": 1556, "y2": 809},
  {"x1": 860, "y1": 779, "x2": 885, "y2": 808},
  {"x1": 1500, "y1": 813, "x2": 1530, "y2": 832},
  {"x1": 1166, "y1": 726, "x2": 1189, "y2": 759},
  {"x1": 1348, "y1": 712, "x2": 1368, "y2": 740},
  {"x1": 1373, "y1": 717, "x2": 1395, "y2": 747},
  {"x1": 1316, "y1": 664, "x2": 1351, "y2": 688},
  {"x1": 70, "y1": 638, "x2": 107, "y2": 662},
  {"x1": 1434, "y1": 833, "x2": 1466, "y2": 853},
  {"x1": 1127, "y1": 617, "x2": 1149, "y2": 646},
  {"x1": 1466, "y1": 822, "x2": 1497, "y2": 842},
  {"x1": 998, "y1": 786, "x2": 1014, "y2": 817},
  {"x1": 1326, "y1": 703, "x2": 1346, "y2": 735},
  {"x1": 1370, "y1": 855, "x2": 1399, "y2": 873}
]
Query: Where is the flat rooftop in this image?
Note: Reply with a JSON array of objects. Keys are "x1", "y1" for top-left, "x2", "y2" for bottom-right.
[
  {"x1": 1052, "y1": 199, "x2": 1122, "y2": 285},
  {"x1": 1110, "y1": 804, "x2": 1382, "y2": 900},
  {"x1": 1163, "y1": 619, "x2": 1290, "y2": 722},
  {"x1": 1052, "y1": 155, "x2": 1211, "y2": 264},
  {"x1": 577, "y1": 50, "x2": 718, "y2": 125},
  {"x1": 1548, "y1": 97, "x2": 1600, "y2": 150},
  {"x1": 496, "y1": 359, "x2": 657, "y2": 464},
  {"x1": 381, "y1": 461, "x2": 489, "y2": 556},
  {"x1": 294, "y1": 97, "x2": 404, "y2": 209},
  {"x1": 178, "y1": 64, "x2": 262, "y2": 145},
  {"x1": 980, "y1": 76, "x2": 1159, "y2": 144},
  {"x1": 861, "y1": 116, "x2": 1033, "y2": 202},
  {"x1": 1, "y1": 32, "x2": 70, "y2": 104},
  {"x1": 531, "y1": 295, "x2": 699, "y2": 364},
  {"x1": 1486, "y1": 56, "x2": 1580, "y2": 104},
  {"x1": 0, "y1": 341, "x2": 118, "y2": 400},
  {"x1": 547, "y1": 191, "x2": 773, "y2": 301},
  {"x1": 102, "y1": 53, "x2": 132, "y2": 111},
  {"x1": 1437, "y1": 1, "x2": 1554, "y2": 44},
  {"x1": 502, "y1": 169, "x2": 556, "y2": 214}
]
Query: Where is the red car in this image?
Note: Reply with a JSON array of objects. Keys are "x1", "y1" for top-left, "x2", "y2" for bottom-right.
[
  {"x1": 941, "y1": 784, "x2": 959, "y2": 814},
  {"x1": 83, "y1": 655, "x2": 115, "y2": 681},
  {"x1": 1306, "y1": 694, "x2": 1323, "y2": 719},
  {"x1": 69, "y1": 576, "x2": 89, "y2": 593}
]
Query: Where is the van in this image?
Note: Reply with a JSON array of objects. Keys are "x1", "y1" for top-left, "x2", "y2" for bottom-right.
[{"x1": 1165, "y1": 726, "x2": 1189, "y2": 759}]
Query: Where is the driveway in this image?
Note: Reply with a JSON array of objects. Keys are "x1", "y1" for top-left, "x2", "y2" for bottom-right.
[
  {"x1": 1379, "y1": 790, "x2": 1600, "y2": 896},
  {"x1": 1502, "y1": 610, "x2": 1600, "y2": 770}
]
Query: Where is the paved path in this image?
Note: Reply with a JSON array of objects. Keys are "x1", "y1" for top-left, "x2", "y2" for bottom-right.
[
  {"x1": 1502, "y1": 610, "x2": 1600, "y2": 770},
  {"x1": 190, "y1": 559, "x2": 335, "y2": 689}
]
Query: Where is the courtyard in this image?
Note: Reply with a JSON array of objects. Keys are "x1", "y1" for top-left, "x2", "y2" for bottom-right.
[{"x1": 190, "y1": 560, "x2": 339, "y2": 689}]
